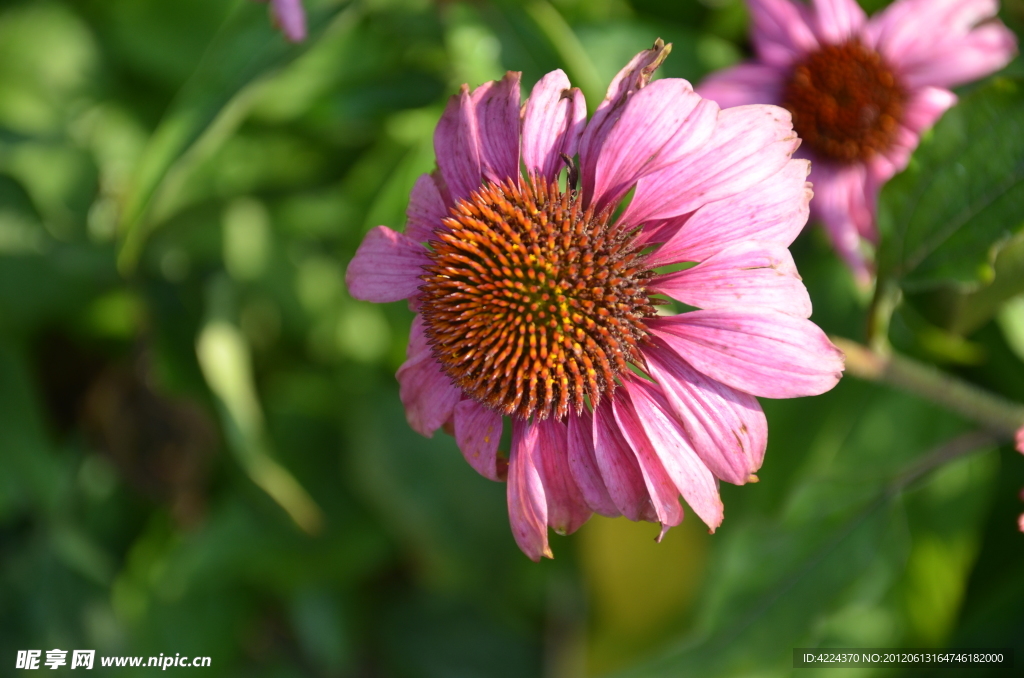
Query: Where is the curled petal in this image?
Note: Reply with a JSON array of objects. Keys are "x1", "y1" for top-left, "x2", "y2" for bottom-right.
[
  {"x1": 522, "y1": 70, "x2": 587, "y2": 182},
  {"x1": 592, "y1": 400, "x2": 657, "y2": 522},
  {"x1": 646, "y1": 158, "x2": 811, "y2": 265},
  {"x1": 536, "y1": 418, "x2": 592, "y2": 535},
  {"x1": 405, "y1": 174, "x2": 449, "y2": 243},
  {"x1": 345, "y1": 226, "x2": 428, "y2": 303},
  {"x1": 623, "y1": 105, "x2": 799, "y2": 225},
  {"x1": 649, "y1": 310, "x2": 845, "y2": 399},
  {"x1": 567, "y1": 409, "x2": 620, "y2": 517},
  {"x1": 644, "y1": 341, "x2": 767, "y2": 486},
  {"x1": 696, "y1": 62, "x2": 786, "y2": 110},
  {"x1": 434, "y1": 86, "x2": 482, "y2": 204},
  {"x1": 508, "y1": 419, "x2": 552, "y2": 561},
  {"x1": 472, "y1": 72, "x2": 523, "y2": 185},
  {"x1": 454, "y1": 400, "x2": 506, "y2": 481},
  {"x1": 612, "y1": 387, "x2": 685, "y2": 536},
  {"x1": 651, "y1": 241, "x2": 813, "y2": 318}
]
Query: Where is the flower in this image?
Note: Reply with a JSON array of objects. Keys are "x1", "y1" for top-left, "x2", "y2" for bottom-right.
[
  {"x1": 254, "y1": 0, "x2": 306, "y2": 43},
  {"x1": 1016, "y1": 424, "x2": 1024, "y2": 454},
  {"x1": 697, "y1": 0, "x2": 1017, "y2": 283},
  {"x1": 346, "y1": 41, "x2": 845, "y2": 560}
]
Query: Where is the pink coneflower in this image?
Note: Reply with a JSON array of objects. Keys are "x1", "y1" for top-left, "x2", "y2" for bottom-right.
[
  {"x1": 254, "y1": 0, "x2": 306, "y2": 42},
  {"x1": 698, "y1": 0, "x2": 1017, "y2": 283},
  {"x1": 346, "y1": 41, "x2": 845, "y2": 560}
]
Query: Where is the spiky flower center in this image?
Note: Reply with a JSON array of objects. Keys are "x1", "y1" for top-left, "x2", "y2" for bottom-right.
[
  {"x1": 419, "y1": 178, "x2": 656, "y2": 421},
  {"x1": 782, "y1": 40, "x2": 906, "y2": 163}
]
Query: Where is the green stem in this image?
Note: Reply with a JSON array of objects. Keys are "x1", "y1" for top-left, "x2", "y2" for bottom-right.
[{"x1": 832, "y1": 337, "x2": 1024, "y2": 439}]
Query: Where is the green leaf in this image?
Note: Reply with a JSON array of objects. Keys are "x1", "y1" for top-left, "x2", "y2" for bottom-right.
[{"x1": 877, "y1": 78, "x2": 1024, "y2": 292}]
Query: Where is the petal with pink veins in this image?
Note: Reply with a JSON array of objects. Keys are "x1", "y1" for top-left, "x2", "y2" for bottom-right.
[
  {"x1": 646, "y1": 158, "x2": 811, "y2": 266},
  {"x1": 405, "y1": 174, "x2": 449, "y2": 243},
  {"x1": 623, "y1": 105, "x2": 799, "y2": 225},
  {"x1": 345, "y1": 226, "x2": 428, "y2": 302},
  {"x1": 612, "y1": 385, "x2": 686, "y2": 536},
  {"x1": 747, "y1": 0, "x2": 819, "y2": 67},
  {"x1": 592, "y1": 80, "x2": 718, "y2": 210},
  {"x1": 696, "y1": 62, "x2": 786, "y2": 110},
  {"x1": 644, "y1": 341, "x2": 767, "y2": 486},
  {"x1": 454, "y1": 399, "x2": 506, "y2": 481},
  {"x1": 810, "y1": 0, "x2": 867, "y2": 45},
  {"x1": 434, "y1": 86, "x2": 482, "y2": 204},
  {"x1": 522, "y1": 70, "x2": 587, "y2": 183},
  {"x1": 536, "y1": 418, "x2": 592, "y2": 535},
  {"x1": 649, "y1": 310, "x2": 845, "y2": 399},
  {"x1": 651, "y1": 240, "x2": 813, "y2": 318},
  {"x1": 508, "y1": 419, "x2": 552, "y2": 561},
  {"x1": 567, "y1": 409, "x2": 620, "y2": 517},
  {"x1": 592, "y1": 400, "x2": 658, "y2": 522},
  {"x1": 471, "y1": 72, "x2": 523, "y2": 185}
]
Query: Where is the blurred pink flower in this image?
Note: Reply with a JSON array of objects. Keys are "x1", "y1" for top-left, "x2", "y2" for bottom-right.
[
  {"x1": 254, "y1": 0, "x2": 306, "y2": 42},
  {"x1": 1016, "y1": 424, "x2": 1024, "y2": 454},
  {"x1": 698, "y1": 0, "x2": 1017, "y2": 283},
  {"x1": 346, "y1": 42, "x2": 845, "y2": 560}
]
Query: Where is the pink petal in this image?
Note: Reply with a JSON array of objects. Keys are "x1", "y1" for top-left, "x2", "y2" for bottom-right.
[
  {"x1": 471, "y1": 72, "x2": 522, "y2": 185},
  {"x1": 612, "y1": 385, "x2": 685, "y2": 535},
  {"x1": 536, "y1": 418, "x2": 592, "y2": 536},
  {"x1": 508, "y1": 419, "x2": 552, "y2": 561},
  {"x1": 747, "y1": 0, "x2": 819, "y2": 67},
  {"x1": 647, "y1": 158, "x2": 812, "y2": 266},
  {"x1": 899, "y1": 24, "x2": 1017, "y2": 90},
  {"x1": 579, "y1": 40, "x2": 671, "y2": 207},
  {"x1": 567, "y1": 409, "x2": 620, "y2": 517},
  {"x1": 591, "y1": 80, "x2": 719, "y2": 210},
  {"x1": 434, "y1": 85, "x2": 482, "y2": 204},
  {"x1": 454, "y1": 399, "x2": 506, "y2": 481},
  {"x1": 649, "y1": 310, "x2": 845, "y2": 399},
  {"x1": 345, "y1": 226, "x2": 428, "y2": 303},
  {"x1": 592, "y1": 399, "x2": 658, "y2": 522},
  {"x1": 266, "y1": 0, "x2": 306, "y2": 42},
  {"x1": 696, "y1": 62, "x2": 786, "y2": 110},
  {"x1": 617, "y1": 377, "x2": 726, "y2": 532},
  {"x1": 809, "y1": 161, "x2": 874, "y2": 284},
  {"x1": 810, "y1": 0, "x2": 867, "y2": 45},
  {"x1": 622, "y1": 105, "x2": 800, "y2": 225},
  {"x1": 522, "y1": 69, "x2": 587, "y2": 182},
  {"x1": 901, "y1": 87, "x2": 958, "y2": 136},
  {"x1": 644, "y1": 341, "x2": 767, "y2": 486},
  {"x1": 405, "y1": 174, "x2": 449, "y2": 243},
  {"x1": 650, "y1": 240, "x2": 813, "y2": 318},
  {"x1": 1015, "y1": 425, "x2": 1024, "y2": 454},
  {"x1": 396, "y1": 351, "x2": 461, "y2": 437}
]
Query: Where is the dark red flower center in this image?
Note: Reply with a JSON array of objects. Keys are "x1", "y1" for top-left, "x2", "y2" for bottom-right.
[
  {"x1": 782, "y1": 40, "x2": 906, "y2": 163},
  {"x1": 419, "y1": 178, "x2": 656, "y2": 421}
]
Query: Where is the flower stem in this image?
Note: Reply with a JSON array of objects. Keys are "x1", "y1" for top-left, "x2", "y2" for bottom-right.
[{"x1": 832, "y1": 337, "x2": 1024, "y2": 439}]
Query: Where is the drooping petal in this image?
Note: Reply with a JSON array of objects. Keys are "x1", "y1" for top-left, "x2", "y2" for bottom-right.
[
  {"x1": 901, "y1": 86, "x2": 958, "y2": 136},
  {"x1": 454, "y1": 399, "x2": 506, "y2": 481},
  {"x1": 522, "y1": 70, "x2": 587, "y2": 182},
  {"x1": 649, "y1": 310, "x2": 845, "y2": 399},
  {"x1": 696, "y1": 62, "x2": 786, "y2": 110},
  {"x1": 619, "y1": 376, "x2": 725, "y2": 531},
  {"x1": 536, "y1": 418, "x2": 592, "y2": 535},
  {"x1": 747, "y1": 0, "x2": 819, "y2": 67},
  {"x1": 434, "y1": 85, "x2": 482, "y2": 204},
  {"x1": 651, "y1": 241, "x2": 813, "y2": 318},
  {"x1": 396, "y1": 351, "x2": 461, "y2": 437},
  {"x1": 508, "y1": 419, "x2": 552, "y2": 561},
  {"x1": 567, "y1": 409, "x2": 620, "y2": 517},
  {"x1": 345, "y1": 226, "x2": 428, "y2": 302},
  {"x1": 810, "y1": 0, "x2": 867, "y2": 45},
  {"x1": 623, "y1": 105, "x2": 800, "y2": 225},
  {"x1": 611, "y1": 386, "x2": 685, "y2": 535},
  {"x1": 405, "y1": 174, "x2": 449, "y2": 242},
  {"x1": 591, "y1": 80, "x2": 719, "y2": 209},
  {"x1": 809, "y1": 161, "x2": 874, "y2": 285},
  {"x1": 646, "y1": 158, "x2": 811, "y2": 266},
  {"x1": 592, "y1": 399, "x2": 657, "y2": 522},
  {"x1": 471, "y1": 72, "x2": 523, "y2": 185},
  {"x1": 644, "y1": 341, "x2": 767, "y2": 486},
  {"x1": 579, "y1": 39, "x2": 671, "y2": 206}
]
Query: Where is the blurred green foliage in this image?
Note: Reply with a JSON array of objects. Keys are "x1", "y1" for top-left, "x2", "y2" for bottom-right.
[{"x1": 0, "y1": 0, "x2": 1023, "y2": 676}]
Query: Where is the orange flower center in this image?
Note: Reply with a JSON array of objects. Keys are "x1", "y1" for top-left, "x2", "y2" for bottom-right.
[
  {"x1": 419, "y1": 178, "x2": 655, "y2": 421},
  {"x1": 782, "y1": 40, "x2": 906, "y2": 163}
]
